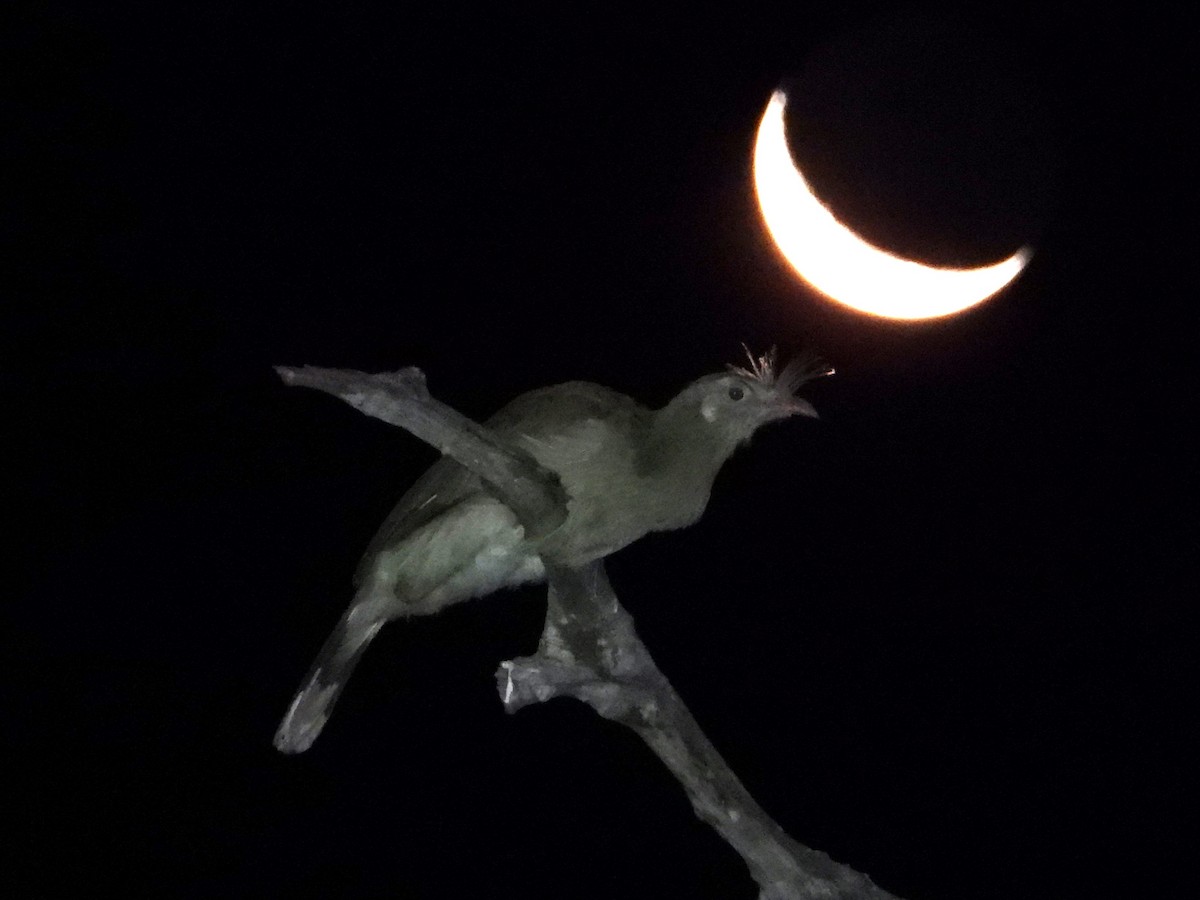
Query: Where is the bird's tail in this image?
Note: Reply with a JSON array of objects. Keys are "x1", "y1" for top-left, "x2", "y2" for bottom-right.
[{"x1": 274, "y1": 602, "x2": 385, "y2": 754}]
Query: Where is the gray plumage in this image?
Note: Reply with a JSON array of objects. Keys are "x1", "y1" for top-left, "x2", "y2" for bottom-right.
[{"x1": 275, "y1": 349, "x2": 830, "y2": 753}]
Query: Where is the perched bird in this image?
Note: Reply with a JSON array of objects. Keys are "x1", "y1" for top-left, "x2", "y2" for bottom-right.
[{"x1": 275, "y1": 349, "x2": 830, "y2": 753}]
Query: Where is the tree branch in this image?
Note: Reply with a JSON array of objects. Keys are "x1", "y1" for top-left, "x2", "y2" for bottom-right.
[
  {"x1": 499, "y1": 562, "x2": 901, "y2": 900},
  {"x1": 278, "y1": 363, "x2": 900, "y2": 899},
  {"x1": 274, "y1": 365, "x2": 567, "y2": 539}
]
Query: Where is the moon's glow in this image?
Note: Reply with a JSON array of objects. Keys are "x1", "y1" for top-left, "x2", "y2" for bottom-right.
[{"x1": 753, "y1": 91, "x2": 1031, "y2": 319}]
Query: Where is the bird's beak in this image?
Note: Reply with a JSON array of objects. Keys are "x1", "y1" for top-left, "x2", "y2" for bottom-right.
[
  {"x1": 767, "y1": 395, "x2": 818, "y2": 421},
  {"x1": 788, "y1": 397, "x2": 819, "y2": 419}
]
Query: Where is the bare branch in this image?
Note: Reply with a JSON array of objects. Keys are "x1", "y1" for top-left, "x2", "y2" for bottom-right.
[
  {"x1": 499, "y1": 561, "x2": 903, "y2": 900},
  {"x1": 274, "y1": 364, "x2": 567, "y2": 539}
]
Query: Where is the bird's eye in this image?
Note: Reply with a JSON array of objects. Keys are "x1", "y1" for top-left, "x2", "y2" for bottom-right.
[{"x1": 728, "y1": 385, "x2": 744, "y2": 401}]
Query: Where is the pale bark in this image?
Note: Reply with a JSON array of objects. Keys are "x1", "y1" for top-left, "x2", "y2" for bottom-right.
[{"x1": 500, "y1": 561, "x2": 900, "y2": 900}]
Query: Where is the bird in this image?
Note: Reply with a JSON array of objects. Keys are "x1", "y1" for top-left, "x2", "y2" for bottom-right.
[{"x1": 274, "y1": 348, "x2": 830, "y2": 753}]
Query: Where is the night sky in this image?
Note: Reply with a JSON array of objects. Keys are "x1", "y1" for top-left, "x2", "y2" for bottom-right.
[{"x1": 8, "y1": 2, "x2": 1191, "y2": 898}]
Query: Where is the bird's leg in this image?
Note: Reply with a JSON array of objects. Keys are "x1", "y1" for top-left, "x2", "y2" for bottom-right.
[{"x1": 274, "y1": 364, "x2": 567, "y2": 540}]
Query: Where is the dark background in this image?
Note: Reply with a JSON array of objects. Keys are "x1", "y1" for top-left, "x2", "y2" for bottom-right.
[{"x1": 7, "y1": 2, "x2": 1191, "y2": 898}]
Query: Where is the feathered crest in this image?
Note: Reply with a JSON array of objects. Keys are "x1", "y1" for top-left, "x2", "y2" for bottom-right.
[{"x1": 727, "y1": 344, "x2": 834, "y2": 394}]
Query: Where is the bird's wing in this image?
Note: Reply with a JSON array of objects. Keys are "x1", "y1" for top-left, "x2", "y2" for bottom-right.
[
  {"x1": 352, "y1": 458, "x2": 482, "y2": 587},
  {"x1": 352, "y1": 381, "x2": 648, "y2": 586}
]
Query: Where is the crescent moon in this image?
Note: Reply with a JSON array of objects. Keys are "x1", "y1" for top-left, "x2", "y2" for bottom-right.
[{"x1": 753, "y1": 91, "x2": 1032, "y2": 320}]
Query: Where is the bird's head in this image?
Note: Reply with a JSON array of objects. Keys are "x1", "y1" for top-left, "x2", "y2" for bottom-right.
[{"x1": 683, "y1": 346, "x2": 833, "y2": 448}]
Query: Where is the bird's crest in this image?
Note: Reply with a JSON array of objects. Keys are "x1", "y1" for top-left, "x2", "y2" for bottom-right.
[{"x1": 727, "y1": 345, "x2": 834, "y2": 394}]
